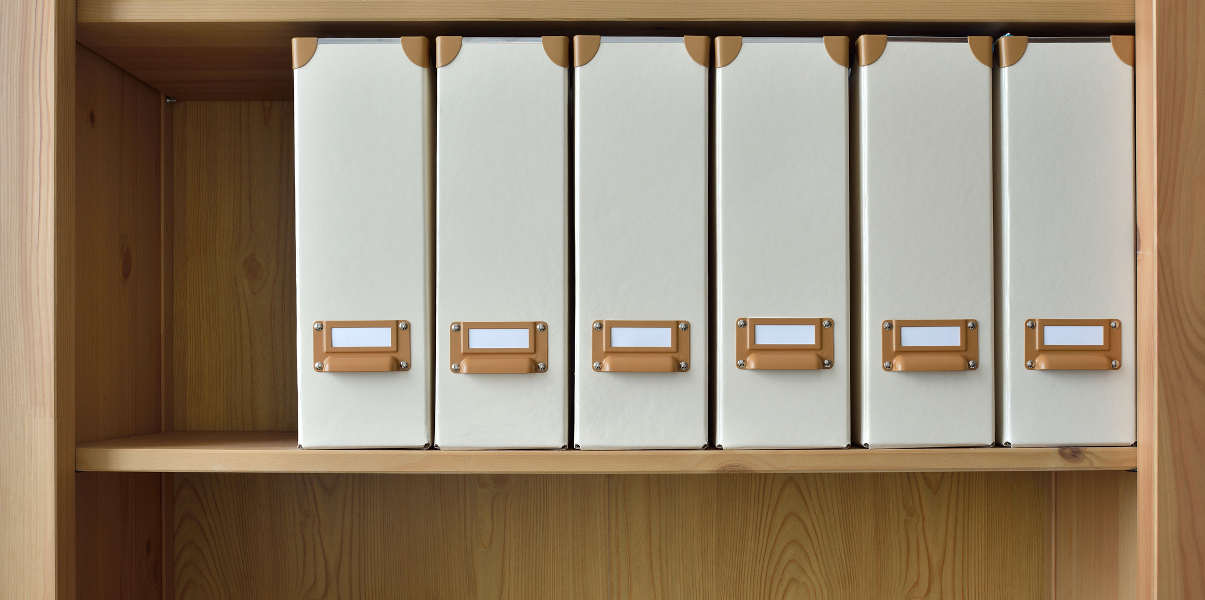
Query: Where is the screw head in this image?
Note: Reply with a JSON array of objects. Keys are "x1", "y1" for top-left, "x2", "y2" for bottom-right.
[
  {"x1": 1026, "y1": 320, "x2": 1036, "y2": 329},
  {"x1": 314, "y1": 362, "x2": 323, "y2": 371},
  {"x1": 678, "y1": 361, "x2": 689, "y2": 371},
  {"x1": 967, "y1": 320, "x2": 977, "y2": 330},
  {"x1": 592, "y1": 361, "x2": 602, "y2": 371},
  {"x1": 737, "y1": 319, "x2": 747, "y2": 328},
  {"x1": 822, "y1": 359, "x2": 833, "y2": 368},
  {"x1": 968, "y1": 360, "x2": 978, "y2": 370},
  {"x1": 451, "y1": 363, "x2": 460, "y2": 372},
  {"x1": 593, "y1": 321, "x2": 603, "y2": 331},
  {"x1": 883, "y1": 321, "x2": 893, "y2": 330},
  {"x1": 399, "y1": 321, "x2": 408, "y2": 330},
  {"x1": 678, "y1": 322, "x2": 688, "y2": 331},
  {"x1": 736, "y1": 359, "x2": 746, "y2": 368},
  {"x1": 451, "y1": 323, "x2": 461, "y2": 332},
  {"x1": 1110, "y1": 321, "x2": 1119, "y2": 329},
  {"x1": 313, "y1": 322, "x2": 323, "y2": 331},
  {"x1": 822, "y1": 319, "x2": 832, "y2": 328},
  {"x1": 883, "y1": 361, "x2": 892, "y2": 370},
  {"x1": 536, "y1": 362, "x2": 546, "y2": 371},
  {"x1": 536, "y1": 323, "x2": 546, "y2": 332},
  {"x1": 1111, "y1": 360, "x2": 1120, "y2": 369},
  {"x1": 1025, "y1": 360, "x2": 1035, "y2": 369},
  {"x1": 399, "y1": 361, "x2": 409, "y2": 370}
]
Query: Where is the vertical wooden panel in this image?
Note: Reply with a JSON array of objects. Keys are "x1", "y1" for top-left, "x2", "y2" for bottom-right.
[
  {"x1": 74, "y1": 45, "x2": 164, "y2": 599},
  {"x1": 1053, "y1": 471, "x2": 1137, "y2": 599},
  {"x1": 1136, "y1": 0, "x2": 1205, "y2": 597},
  {"x1": 170, "y1": 101, "x2": 295, "y2": 431},
  {"x1": 174, "y1": 472, "x2": 1051, "y2": 599},
  {"x1": 0, "y1": 0, "x2": 75, "y2": 596}
]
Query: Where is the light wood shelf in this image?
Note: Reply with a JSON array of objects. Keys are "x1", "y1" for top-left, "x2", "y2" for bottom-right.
[{"x1": 76, "y1": 431, "x2": 1138, "y2": 474}]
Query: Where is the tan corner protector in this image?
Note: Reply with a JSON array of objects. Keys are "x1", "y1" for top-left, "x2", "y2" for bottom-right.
[
  {"x1": 715, "y1": 36, "x2": 742, "y2": 68},
  {"x1": 684, "y1": 35, "x2": 710, "y2": 67},
  {"x1": 542, "y1": 36, "x2": 571, "y2": 67},
  {"x1": 436, "y1": 36, "x2": 462, "y2": 68},
  {"x1": 1111, "y1": 35, "x2": 1135, "y2": 66},
  {"x1": 824, "y1": 36, "x2": 850, "y2": 67},
  {"x1": 292, "y1": 37, "x2": 318, "y2": 70},
  {"x1": 401, "y1": 37, "x2": 430, "y2": 68},
  {"x1": 857, "y1": 35, "x2": 887, "y2": 67},
  {"x1": 574, "y1": 35, "x2": 601, "y2": 67},
  {"x1": 998, "y1": 36, "x2": 1029, "y2": 67},
  {"x1": 968, "y1": 36, "x2": 993, "y2": 67}
]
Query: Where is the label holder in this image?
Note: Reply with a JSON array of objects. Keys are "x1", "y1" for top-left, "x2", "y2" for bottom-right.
[
  {"x1": 736, "y1": 317, "x2": 834, "y2": 370},
  {"x1": 881, "y1": 318, "x2": 979, "y2": 372},
  {"x1": 1024, "y1": 317, "x2": 1121, "y2": 371},
  {"x1": 450, "y1": 321, "x2": 549, "y2": 374},
  {"x1": 313, "y1": 320, "x2": 410, "y2": 373},
  {"x1": 590, "y1": 319, "x2": 690, "y2": 373}
]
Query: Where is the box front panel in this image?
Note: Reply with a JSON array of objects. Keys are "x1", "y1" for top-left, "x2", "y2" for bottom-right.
[
  {"x1": 715, "y1": 38, "x2": 850, "y2": 449},
  {"x1": 999, "y1": 40, "x2": 1135, "y2": 446},
  {"x1": 857, "y1": 39, "x2": 993, "y2": 447},
  {"x1": 294, "y1": 39, "x2": 432, "y2": 448},
  {"x1": 574, "y1": 37, "x2": 708, "y2": 449},
  {"x1": 435, "y1": 38, "x2": 569, "y2": 449}
]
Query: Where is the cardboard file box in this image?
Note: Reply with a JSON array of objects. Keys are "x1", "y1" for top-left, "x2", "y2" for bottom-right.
[
  {"x1": 855, "y1": 36, "x2": 995, "y2": 448},
  {"x1": 434, "y1": 37, "x2": 570, "y2": 449},
  {"x1": 714, "y1": 37, "x2": 851, "y2": 449},
  {"x1": 998, "y1": 36, "x2": 1136, "y2": 446},
  {"x1": 573, "y1": 36, "x2": 709, "y2": 449},
  {"x1": 293, "y1": 38, "x2": 432, "y2": 448}
]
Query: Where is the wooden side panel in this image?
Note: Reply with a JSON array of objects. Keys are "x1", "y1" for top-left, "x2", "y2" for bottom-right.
[
  {"x1": 0, "y1": 0, "x2": 75, "y2": 596},
  {"x1": 74, "y1": 45, "x2": 164, "y2": 599},
  {"x1": 169, "y1": 101, "x2": 296, "y2": 431},
  {"x1": 1137, "y1": 0, "x2": 1205, "y2": 597},
  {"x1": 1053, "y1": 472, "x2": 1137, "y2": 599},
  {"x1": 174, "y1": 473, "x2": 1051, "y2": 599}
]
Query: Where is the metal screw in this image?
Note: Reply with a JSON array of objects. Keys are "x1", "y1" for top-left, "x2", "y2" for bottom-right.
[
  {"x1": 592, "y1": 361, "x2": 602, "y2": 371},
  {"x1": 883, "y1": 361, "x2": 892, "y2": 370},
  {"x1": 314, "y1": 362, "x2": 323, "y2": 371},
  {"x1": 736, "y1": 359, "x2": 746, "y2": 368},
  {"x1": 678, "y1": 361, "x2": 689, "y2": 371},
  {"x1": 165, "y1": 96, "x2": 177, "y2": 104},
  {"x1": 967, "y1": 321, "x2": 977, "y2": 330},
  {"x1": 883, "y1": 322, "x2": 893, "y2": 330},
  {"x1": 399, "y1": 322, "x2": 408, "y2": 330},
  {"x1": 1025, "y1": 360, "x2": 1035, "y2": 369},
  {"x1": 536, "y1": 362, "x2": 546, "y2": 371},
  {"x1": 737, "y1": 319, "x2": 747, "y2": 328},
  {"x1": 451, "y1": 323, "x2": 461, "y2": 331},
  {"x1": 536, "y1": 323, "x2": 546, "y2": 332},
  {"x1": 399, "y1": 361, "x2": 409, "y2": 370},
  {"x1": 822, "y1": 319, "x2": 832, "y2": 329},
  {"x1": 1026, "y1": 320, "x2": 1036, "y2": 329},
  {"x1": 1110, "y1": 321, "x2": 1119, "y2": 329},
  {"x1": 1111, "y1": 360, "x2": 1120, "y2": 369},
  {"x1": 678, "y1": 322, "x2": 688, "y2": 331},
  {"x1": 451, "y1": 363, "x2": 460, "y2": 372},
  {"x1": 822, "y1": 359, "x2": 833, "y2": 368},
  {"x1": 968, "y1": 360, "x2": 978, "y2": 370},
  {"x1": 593, "y1": 321, "x2": 603, "y2": 331},
  {"x1": 313, "y1": 322, "x2": 323, "y2": 331}
]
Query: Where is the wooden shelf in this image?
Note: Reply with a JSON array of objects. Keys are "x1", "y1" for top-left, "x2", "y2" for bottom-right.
[{"x1": 76, "y1": 431, "x2": 1138, "y2": 474}]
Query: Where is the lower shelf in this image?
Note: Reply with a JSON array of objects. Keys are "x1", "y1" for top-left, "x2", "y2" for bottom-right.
[{"x1": 75, "y1": 432, "x2": 1138, "y2": 474}]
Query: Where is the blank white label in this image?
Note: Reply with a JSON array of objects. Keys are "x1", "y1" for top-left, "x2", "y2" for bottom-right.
[
  {"x1": 754, "y1": 324, "x2": 816, "y2": 345},
  {"x1": 1043, "y1": 325, "x2": 1104, "y2": 346},
  {"x1": 900, "y1": 326, "x2": 961, "y2": 347},
  {"x1": 610, "y1": 327, "x2": 673, "y2": 348},
  {"x1": 468, "y1": 328, "x2": 530, "y2": 350},
  {"x1": 330, "y1": 327, "x2": 392, "y2": 348}
]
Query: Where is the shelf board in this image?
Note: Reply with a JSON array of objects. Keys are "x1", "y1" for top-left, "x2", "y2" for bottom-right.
[{"x1": 76, "y1": 431, "x2": 1138, "y2": 474}]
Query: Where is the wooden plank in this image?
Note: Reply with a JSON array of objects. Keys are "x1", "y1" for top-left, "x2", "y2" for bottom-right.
[
  {"x1": 0, "y1": 0, "x2": 75, "y2": 597},
  {"x1": 1053, "y1": 471, "x2": 1137, "y2": 599},
  {"x1": 1136, "y1": 0, "x2": 1205, "y2": 597},
  {"x1": 169, "y1": 101, "x2": 296, "y2": 431},
  {"x1": 171, "y1": 471, "x2": 1050, "y2": 598},
  {"x1": 77, "y1": 431, "x2": 1139, "y2": 474},
  {"x1": 79, "y1": 0, "x2": 1133, "y2": 24}
]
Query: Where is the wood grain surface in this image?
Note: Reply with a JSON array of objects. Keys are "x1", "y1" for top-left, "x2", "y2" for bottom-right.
[
  {"x1": 169, "y1": 101, "x2": 296, "y2": 431},
  {"x1": 173, "y1": 471, "x2": 1051, "y2": 599},
  {"x1": 1053, "y1": 471, "x2": 1137, "y2": 599},
  {"x1": 1136, "y1": 0, "x2": 1205, "y2": 597}
]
